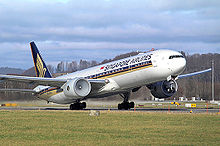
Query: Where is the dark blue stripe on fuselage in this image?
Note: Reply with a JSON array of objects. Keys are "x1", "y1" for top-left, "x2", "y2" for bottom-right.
[{"x1": 85, "y1": 60, "x2": 152, "y2": 79}]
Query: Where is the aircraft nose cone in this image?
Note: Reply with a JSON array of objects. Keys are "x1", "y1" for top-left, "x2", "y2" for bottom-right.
[{"x1": 175, "y1": 58, "x2": 186, "y2": 75}]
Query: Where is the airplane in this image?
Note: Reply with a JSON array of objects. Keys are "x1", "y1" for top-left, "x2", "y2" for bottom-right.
[{"x1": 0, "y1": 42, "x2": 211, "y2": 110}]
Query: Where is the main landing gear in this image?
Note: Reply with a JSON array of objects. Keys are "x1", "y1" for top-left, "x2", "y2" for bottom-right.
[
  {"x1": 70, "y1": 102, "x2": 86, "y2": 110},
  {"x1": 118, "y1": 92, "x2": 134, "y2": 110}
]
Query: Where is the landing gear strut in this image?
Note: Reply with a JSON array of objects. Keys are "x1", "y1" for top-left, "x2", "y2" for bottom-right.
[
  {"x1": 70, "y1": 102, "x2": 86, "y2": 110},
  {"x1": 118, "y1": 92, "x2": 134, "y2": 110}
]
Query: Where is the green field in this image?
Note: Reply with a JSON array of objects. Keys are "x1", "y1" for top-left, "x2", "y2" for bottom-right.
[{"x1": 0, "y1": 111, "x2": 219, "y2": 145}]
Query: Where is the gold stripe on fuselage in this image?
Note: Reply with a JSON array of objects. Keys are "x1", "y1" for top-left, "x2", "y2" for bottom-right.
[
  {"x1": 97, "y1": 63, "x2": 153, "y2": 79},
  {"x1": 38, "y1": 88, "x2": 59, "y2": 100}
]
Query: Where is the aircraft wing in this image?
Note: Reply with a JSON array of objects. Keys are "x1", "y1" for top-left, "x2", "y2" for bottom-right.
[
  {"x1": 0, "y1": 88, "x2": 37, "y2": 93},
  {"x1": 0, "y1": 74, "x2": 107, "y2": 88},
  {"x1": 0, "y1": 74, "x2": 67, "y2": 87},
  {"x1": 178, "y1": 68, "x2": 211, "y2": 79}
]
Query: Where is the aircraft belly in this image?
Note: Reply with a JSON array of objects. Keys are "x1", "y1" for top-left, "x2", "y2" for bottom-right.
[{"x1": 47, "y1": 92, "x2": 77, "y2": 104}]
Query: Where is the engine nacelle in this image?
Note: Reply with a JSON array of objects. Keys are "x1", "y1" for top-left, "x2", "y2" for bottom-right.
[
  {"x1": 147, "y1": 80, "x2": 178, "y2": 98},
  {"x1": 62, "y1": 78, "x2": 91, "y2": 98}
]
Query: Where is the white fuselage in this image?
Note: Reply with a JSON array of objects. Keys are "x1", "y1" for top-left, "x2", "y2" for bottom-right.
[{"x1": 36, "y1": 49, "x2": 186, "y2": 104}]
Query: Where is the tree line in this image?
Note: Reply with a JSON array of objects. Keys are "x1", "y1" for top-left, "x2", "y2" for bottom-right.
[{"x1": 46, "y1": 51, "x2": 140, "y2": 74}]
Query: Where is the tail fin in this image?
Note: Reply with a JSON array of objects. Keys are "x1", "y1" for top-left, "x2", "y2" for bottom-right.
[{"x1": 30, "y1": 42, "x2": 52, "y2": 78}]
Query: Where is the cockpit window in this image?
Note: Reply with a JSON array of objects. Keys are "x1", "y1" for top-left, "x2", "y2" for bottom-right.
[{"x1": 169, "y1": 55, "x2": 184, "y2": 59}]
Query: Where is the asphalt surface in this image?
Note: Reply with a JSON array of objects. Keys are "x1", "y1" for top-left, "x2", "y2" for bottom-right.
[{"x1": 0, "y1": 106, "x2": 219, "y2": 113}]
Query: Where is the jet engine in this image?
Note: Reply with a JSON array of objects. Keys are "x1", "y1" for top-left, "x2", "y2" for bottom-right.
[
  {"x1": 62, "y1": 78, "x2": 91, "y2": 98},
  {"x1": 147, "y1": 80, "x2": 178, "y2": 98}
]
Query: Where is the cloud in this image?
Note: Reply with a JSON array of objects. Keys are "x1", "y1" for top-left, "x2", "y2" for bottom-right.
[{"x1": 0, "y1": 0, "x2": 220, "y2": 69}]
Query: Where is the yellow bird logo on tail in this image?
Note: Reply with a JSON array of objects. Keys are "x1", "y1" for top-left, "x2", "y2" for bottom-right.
[{"x1": 36, "y1": 54, "x2": 47, "y2": 77}]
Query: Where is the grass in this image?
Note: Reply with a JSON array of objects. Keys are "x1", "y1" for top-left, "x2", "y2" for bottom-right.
[{"x1": 0, "y1": 111, "x2": 219, "y2": 145}]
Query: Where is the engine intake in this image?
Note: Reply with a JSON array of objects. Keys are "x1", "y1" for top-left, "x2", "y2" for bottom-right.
[
  {"x1": 62, "y1": 78, "x2": 91, "y2": 98},
  {"x1": 147, "y1": 80, "x2": 178, "y2": 98}
]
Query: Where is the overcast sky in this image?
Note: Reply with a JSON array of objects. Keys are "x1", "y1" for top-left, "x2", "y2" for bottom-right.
[{"x1": 0, "y1": 0, "x2": 220, "y2": 69}]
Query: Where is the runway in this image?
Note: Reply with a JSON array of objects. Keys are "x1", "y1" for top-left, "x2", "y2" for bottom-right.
[{"x1": 0, "y1": 106, "x2": 219, "y2": 113}]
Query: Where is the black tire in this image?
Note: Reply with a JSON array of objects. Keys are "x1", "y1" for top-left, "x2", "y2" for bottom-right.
[
  {"x1": 70, "y1": 104, "x2": 75, "y2": 110},
  {"x1": 129, "y1": 102, "x2": 135, "y2": 108},
  {"x1": 118, "y1": 103, "x2": 122, "y2": 110},
  {"x1": 123, "y1": 102, "x2": 130, "y2": 110},
  {"x1": 70, "y1": 103, "x2": 85, "y2": 110},
  {"x1": 122, "y1": 102, "x2": 129, "y2": 110},
  {"x1": 118, "y1": 102, "x2": 131, "y2": 110},
  {"x1": 80, "y1": 102, "x2": 86, "y2": 109},
  {"x1": 123, "y1": 105, "x2": 129, "y2": 110}
]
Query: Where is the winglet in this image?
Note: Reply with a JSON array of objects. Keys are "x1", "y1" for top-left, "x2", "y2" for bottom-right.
[{"x1": 30, "y1": 42, "x2": 52, "y2": 78}]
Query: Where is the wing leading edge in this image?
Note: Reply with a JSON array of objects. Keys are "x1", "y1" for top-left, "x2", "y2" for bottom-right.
[
  {"x1": 0, "y1": 74, "x2": 66, "y2": 87},
  {"x1": 178, "y1": 68, "x2": 211, "y2": 79},
  {"x1": 0, "y1": 88, "x2": 36, "y2": 93}
]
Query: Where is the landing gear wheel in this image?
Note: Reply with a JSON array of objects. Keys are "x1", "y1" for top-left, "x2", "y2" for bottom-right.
[
  {"x1": 81, "y1": 102, "x2": 86, "y2": 109},
  {"x1": 118, "y1": 102, "x2": 134, "y2": 110},
  {"x1": 118, "y1": 92, "x2": 135, "y2": 110},
  {"x1": 70, "y1": 102, "x2": 86, "y2": 110},
  {"x1": 129, "y1": 102, "x2": 134, "y2": 108}
]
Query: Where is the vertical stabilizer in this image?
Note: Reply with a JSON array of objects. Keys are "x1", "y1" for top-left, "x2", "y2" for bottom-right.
[{"x1": 30, "y1": 42, "x2": 52, "y2": 78}]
